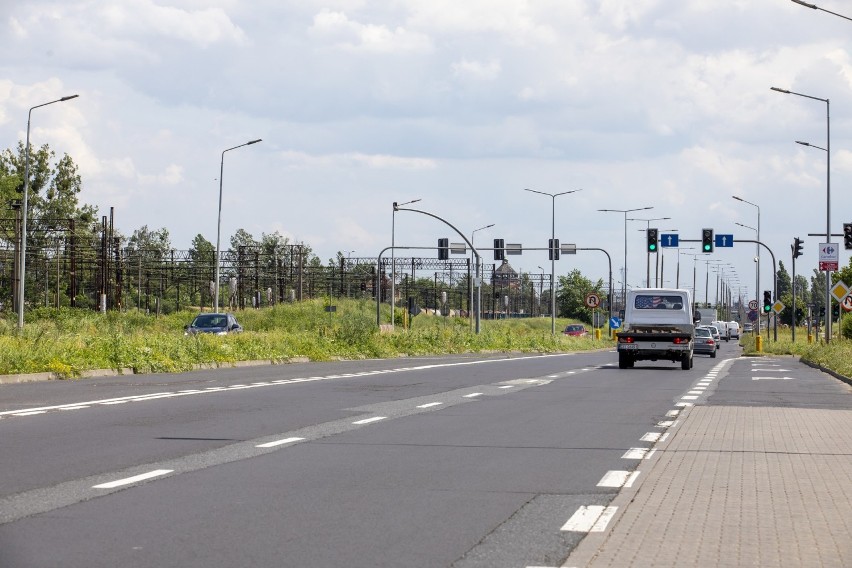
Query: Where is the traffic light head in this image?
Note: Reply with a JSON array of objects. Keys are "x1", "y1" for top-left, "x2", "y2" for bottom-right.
[
  {"x1": 844, "y1": 223, "x2": 852, "y2": 250},
  {"x1": 493, "y1": 238, "x2": 505, "y2": 261},
  {"x1": 702, "y1": 229, "x2": 714, "y2": 253},
  {"x1": 763, "y1": 290, "x2": 772, "y2": 313},
  {"x1": 438, "y1": 238, "x2": 449, "y2": 260},
  {"x1": 549, "y1": 238, "x2": 560, "y2": 261},
  {"x1": 647, "y1": 228, "x2": 658, "y2": 253},
  {"x1": 792, "y1": 237, "x2": 804, "y2": 259}
]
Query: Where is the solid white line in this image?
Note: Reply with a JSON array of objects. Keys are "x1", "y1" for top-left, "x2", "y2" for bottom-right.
[
  {"x1": 60, "y1": 406, "x2": 89, "y2": 411},
  {"x1": 256, "y1": 437, "x2": 305, "y2": 448},
  {"x1": 561, "y1": 505, "x2": 618, "y2": 532},
  {"x1": 463, "y1": 393, "x2": 483, "y2": 398},
  {"x1": 499, "y1": 385, "x2": 514, "y2": 389},
  {"x1": 93, "y1": 469, "x2": 173, "y2": 489},
  {"x1": 416, "y1": 402, "x2": 443, "y2": 409},
  {"x1": 352, "y1": 416, "x2": 387, "y2": 425},
  {"x1": 13, "y1": 410, "x2": 46, "y2": 416}
]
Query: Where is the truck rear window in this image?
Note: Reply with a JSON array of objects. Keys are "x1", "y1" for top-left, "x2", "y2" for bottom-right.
[{"x1": 634, "y1": 295, "x2": 685, "y2": 310}]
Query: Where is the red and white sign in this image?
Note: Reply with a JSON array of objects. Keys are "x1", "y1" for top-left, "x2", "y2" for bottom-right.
[
  {"x1": 842, "y1": 294, "x2": 852, "y2": 312},
  {"x1": 585, "y1": 293, "x2": 601, "y2": 309},
  {"x1": 819, "y1": 243, "x2": 839, "y2": 271}
]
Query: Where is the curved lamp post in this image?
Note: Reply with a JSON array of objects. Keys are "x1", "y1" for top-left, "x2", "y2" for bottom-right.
[
  {"x1": 771, "y1": 86, "x2": 831, "y2": 342},
  {"x1": 214, "y1": 139, "x2": 262, "y2": 312},
  {"x1": 525, "y1": 188, "x2": 582, "y2": 334},
  {"x1": 598, "y1": 206, "x2": 653, "y2": 314},
  {"x1": 390, "y1": 197, "x2": 421, "y2": 330},
  {"x1": 470, "y1": 223, "x2": 494, "y2": 328},
  {"x1": 18, "y1": 94, "x2": 79, "y2": 330},
  {"x1": 733, "y1": 196, "x2": 762, "y2": 335}
]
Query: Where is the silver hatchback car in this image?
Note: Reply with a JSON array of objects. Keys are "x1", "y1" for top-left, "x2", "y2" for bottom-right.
[
  {"x1": 705, "y1": 325, "x2": 721, "y2": 350},
  {"x1": 694, "y1": 327, "x2": 717, "y2": 357}
]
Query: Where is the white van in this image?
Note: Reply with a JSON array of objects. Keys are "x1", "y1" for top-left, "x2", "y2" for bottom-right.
[
  {"x1": 728, "y1": 321, "x2": 740, "y2": 339},
  {"x1": 711, "y1": 321, "x2": 731, "y2": 341}
]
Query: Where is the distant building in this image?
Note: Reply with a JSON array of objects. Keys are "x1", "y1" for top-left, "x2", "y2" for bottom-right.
[{"x1": 491, "y1": 259, "x2": 520, "y2": 290}]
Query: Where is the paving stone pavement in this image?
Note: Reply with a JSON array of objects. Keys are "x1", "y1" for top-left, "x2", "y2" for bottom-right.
[{"x1": 565, "y1": 405, "x2": 852, "y2": 567}]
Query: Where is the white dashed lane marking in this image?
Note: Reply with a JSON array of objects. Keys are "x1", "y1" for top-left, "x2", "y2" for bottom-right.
[
  {"x1": 92, "y1": 469, "x2": 173, "y2": 489},
  {"x1": 256, "y1": 437, "x2": 305, "y2": 449},
  {"x1": 597, "y1": 470, "x2": 640, "y2": 488},
  {"x1": 352, "y1": 416, "x2": 387, "y2": 425},
  {"x1": 561, "y1": 505, "x2": 618, "y2": 532},
  {"x1": 416, "y1": 402, "x2": 443, "y2": 409}
]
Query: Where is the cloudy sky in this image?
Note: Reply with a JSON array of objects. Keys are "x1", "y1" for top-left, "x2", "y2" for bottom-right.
[{"x1": 2, "y1": 0, "x2": 852, "y2": 304}]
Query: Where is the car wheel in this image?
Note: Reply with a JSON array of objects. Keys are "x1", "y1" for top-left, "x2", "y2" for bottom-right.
[
  {"x1": 711, "y1": 350, "x2": 716, "y2": 358},
  {"x1": 681, "y1": 354, "x2": 691, "y2": 370}
]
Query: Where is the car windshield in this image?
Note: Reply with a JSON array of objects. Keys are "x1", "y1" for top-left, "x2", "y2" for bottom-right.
[
  {"x1": 565, "y1": 325, "x2": 584, "y2": 332},
  {"x1": 192, "y1": 314, "x2": 226, "y2": 328}
]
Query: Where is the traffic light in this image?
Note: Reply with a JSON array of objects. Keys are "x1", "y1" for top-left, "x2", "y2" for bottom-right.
[
  {"x1": 438, "y1": 238, "x2": 449, "y2": 260},
  {"x1": 763, "y1": 290, "x2": 772, "y2": 313},
  {"x1": 702, "y1": 228, "x2": 714, "y2": 253},
  {"x1": 833, "y1": 303, "x2": 840, "y2": 319},
  {"x1": 844, "y1": 223, "x2": 852, "y2": 250},
  {"x1": 792, "y1": 237, "x2": 804, "y2": 259},
  {"x1": 548, "y1": 238, "x2": 560, "y2": 261},
  {"x1": 647, "y1": 228, "x2": 658, "y2": 253},
  {"x1": 493, "y1": 238, "x2": 505, "y2": 261}
]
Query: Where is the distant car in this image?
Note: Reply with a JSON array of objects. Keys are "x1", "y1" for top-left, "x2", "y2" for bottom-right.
[
  {"x1": 185, "y1": 313, "x2": 243, "y2": 336},
  {"x1": 743, "y1": 323, "x2": 754, "y2": 333},
  {"x1": 706, "y1": 325, "x2": 721, "y2": 349},
  {"x1": 563, "y1": 324, "x2": 589, "y2": 337},
  {"x1": 728, "y1": 321, "x2": 740, "y2": 339},
  {"x1": 694, "y1": 327, "x2": 717, "y2": 357}
]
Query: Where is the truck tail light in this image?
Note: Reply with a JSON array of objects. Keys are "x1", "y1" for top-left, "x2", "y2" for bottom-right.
[
  {"x1": 672, "y1": 337, "x2": 687, "y2": 344},
  {"x1": 620, "y1": 336, "x2": 634, "y2": 344}
]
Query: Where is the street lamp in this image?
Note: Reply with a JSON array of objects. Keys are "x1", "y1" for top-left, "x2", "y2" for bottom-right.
[
  {"x1": 391, "y1": 198, "x2": 421, "y2": 330},
  {"x1": 733, "y1": 196, "x2": 762, "y2": 335},
  {"x1": 629, "y1": 217, "x2": 671, "y2": 286},
  {"x1": 771, "y1": 86, "x2": 831, "y2": 342},
  {"x1": 470, "y1": 223, "x2": 494, "y2": 327},
  {"x1": 18, "y1": 94, "x2": 79, "y2": 330},
  {"x1": 214, "y1": 139, "x2": 262, "y2": 312},
  {"x1": 525, "y1": 188, "x2": 582, "y2": 334},
  {"x1": 598, "y1": 206, "x2": 653, "y2": 313},
  {"x1": 790, "y1": 0, "x2": 852, "y2": 22}
]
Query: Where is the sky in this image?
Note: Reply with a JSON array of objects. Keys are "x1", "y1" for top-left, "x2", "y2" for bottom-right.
[{"x1": 2, "y1": 0, "x2": 852, "y2": 306}]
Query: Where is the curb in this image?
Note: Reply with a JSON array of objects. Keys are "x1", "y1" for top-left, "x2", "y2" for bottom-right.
[
  {"x1": 800, "y1": 358, "x2": 852, "y2": 388},
  {"x1": 0, "y1": 357, "x2": 312, "y2": 385}
]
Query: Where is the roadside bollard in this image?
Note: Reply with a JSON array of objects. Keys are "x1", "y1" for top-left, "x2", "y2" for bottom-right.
[
  {"x1": 755, "y1": 335, "x2": 763, "y2": 352},
  {"x1": 595, "y1": 329, "x2": 601, "y2": 340}
]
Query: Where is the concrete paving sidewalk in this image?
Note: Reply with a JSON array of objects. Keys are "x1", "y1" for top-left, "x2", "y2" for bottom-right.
[{"x1": 565, "y1": 404, "x2": 852, "y2": 567}]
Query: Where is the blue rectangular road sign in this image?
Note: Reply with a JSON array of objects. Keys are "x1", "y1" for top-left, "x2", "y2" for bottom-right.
[
  {"x1": 660, "y1": 234, "x2": 679, "y2": 247},
  {"x1": 715, "y1": 234, "x2": 734, "y2": 247}
]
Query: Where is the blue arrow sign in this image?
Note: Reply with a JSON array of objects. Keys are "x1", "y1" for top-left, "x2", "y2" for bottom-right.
[
  {"x1": 715, "y1": 234, "x2": 734, "y2": 247},
  {"x1": 609, "y1": 317, "x2": 622, "y2": 329},
  {"x1": 660, "y1": 234, "x2": 679, "y2": 247}
]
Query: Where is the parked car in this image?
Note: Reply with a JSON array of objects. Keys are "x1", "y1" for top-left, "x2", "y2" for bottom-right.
[
  {"x1": 705, "y1": 325, "x2": 721, "y2": 350},
  {"x1": 694, "y1": 327, "x2": 717, "y2": 357},
  {"x1": 728, "y1": 321, "x2": 740, "y2": 339},
  {"x1": 563, "y1": 324, "x2": 589, "y2": 337},
  {"x1": 185, "y1": 313, "x2": 243, "y2": 335}
]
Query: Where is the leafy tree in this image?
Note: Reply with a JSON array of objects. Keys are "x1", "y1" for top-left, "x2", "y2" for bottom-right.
[
  {"x1": 555, "y1": 269, "x2": 606, "y2": 323},
  {"x1": 127, "y1": 225, "x2": 171, "y2": 259},
  {"x1": 776, "y1": 261, "x2": 791, "y2": 299}
]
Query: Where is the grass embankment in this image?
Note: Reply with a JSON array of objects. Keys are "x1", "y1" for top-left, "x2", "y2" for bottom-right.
[
  {"x1": 739, "y1": 325, "x2": 852, "y2": 379},
  {"x1": 0, "y1": 301, "x2": 611, "y2": 378}
]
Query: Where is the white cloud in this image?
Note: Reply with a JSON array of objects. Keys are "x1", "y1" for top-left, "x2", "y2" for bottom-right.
[
  {"x1": 280, "y1": 151, "x2": 436, "y2": 171},
  {"x1": 452, "y1": 59, "x2": 501, "y2": 81},
  {"x1": 309, "y1": 9, "x2": 432, "y2": 53}
]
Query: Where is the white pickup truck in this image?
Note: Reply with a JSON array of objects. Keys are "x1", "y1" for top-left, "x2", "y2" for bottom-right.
[{"x1": 616, "y1": 288, "x2": 695, "y2": 370}]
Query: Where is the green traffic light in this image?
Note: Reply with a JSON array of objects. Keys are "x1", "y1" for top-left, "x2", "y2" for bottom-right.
[
  {"x1": 649, "y1": 245, "x2": 656, "y2": 251},
  {"x1": 703, "y1": 244, "x2": 710, "y2": 251}
]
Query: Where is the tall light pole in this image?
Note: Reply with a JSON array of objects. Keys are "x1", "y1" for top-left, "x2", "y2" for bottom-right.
[
  {"x1": 628, "y1": 217, "x2": 671, "y2": 286},
  {"x1": 771, "y1": 86, "x2": 831, "y2": 342},
  {"x1": 525, "y1": 188, "x2": 582, "y2": 334},
  {"x1": 390, "y1": 198, "x2": 421, "y2": 330},
  {"x1": 470, "y1": 223, "x2": 494, "y2": 328},
  {"x1": 214, "y1": 139, "x2": 262, "y2": 312},
  {"x1": 733, "y1": 196, "x2": 761, "y2": 335},
  {"x1": 598, "y1": 206, "x2": 653, "y2": 313},
  {"x1": 18, "y1": 94, "x2": 79, "y2": 330}
]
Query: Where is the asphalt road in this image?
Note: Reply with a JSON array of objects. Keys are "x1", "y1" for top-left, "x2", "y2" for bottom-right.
[{"x1": 0, "y1": 344, "x2": 748, "y2": 567}]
